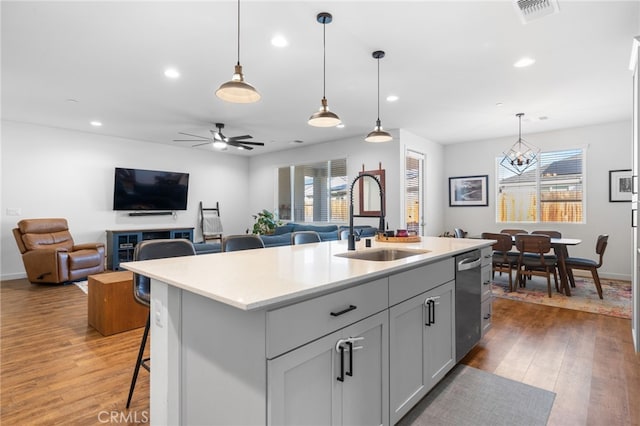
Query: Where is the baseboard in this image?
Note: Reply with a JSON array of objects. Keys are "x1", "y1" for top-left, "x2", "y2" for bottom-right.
[{"x1": 1, "y1": 272, "x2": 27, "y2": 281}]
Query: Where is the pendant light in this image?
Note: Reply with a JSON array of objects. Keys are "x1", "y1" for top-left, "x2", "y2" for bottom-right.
[
  {"x1": 500, "y1": 113, "x2": 540, "y2": 175},
  {"x1": 215, "y1": 0, "x2": 260, "y2": 103},
  {"x1": 308, "y1": 12, "x2": 341, "y2": 127},
  {"x1": 365, "y1": 50, "x2": 393, "y2": 143}
]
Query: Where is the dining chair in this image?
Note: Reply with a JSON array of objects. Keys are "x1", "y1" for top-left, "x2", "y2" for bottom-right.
[
  {"x1": 500, "y1": 229, "x2": 528, "y2": 236},
  {"x1": 514, "y1": 234, "x2": 559, "y2": 297},
  {"x1": 291, "y1": 230, "x2": 321, "y2": 245},
  {"x1": 126, "y1": 238, "x2": 196, "y2": 409},
  {"x1": 482, "y1": 232, "x2": 518, "y2": 292},
  {"x1": 222, "y1": 234, "x2": 265, "y2": 252},
  {"x1": 564, "y1": 234, "x2": 608, "y2": 299}
]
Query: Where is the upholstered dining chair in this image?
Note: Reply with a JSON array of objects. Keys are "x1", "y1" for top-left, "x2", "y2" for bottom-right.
[
  {"x1": 482, "y1": 232, "x2": 518, "y2": 292},
  {"x1": 291, "y1": 231, "x2": 321, "y2": 245},
  {"x1": 12, "y1": 218, "x2": 105, "y2": 284},
  {"x1": 514, "y1": 234, "x2": 559, "y2": 297},
  {"x1": 126, "y1": 238, "x2": 196, "y2": 409},
  {"x1": 500, "y1": 229, "x2": 528, "y2": 236},
  {"x1": 222, "y1": 234, "x2": 265, "y2": 252},
  {"x1": 564, "y1": 234, "x2": 609, "y2": 299}
]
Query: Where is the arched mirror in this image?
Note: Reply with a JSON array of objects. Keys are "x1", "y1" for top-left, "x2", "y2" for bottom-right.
[{"x1": 356, "y1": 165, "x2": 385, "y2": 217}]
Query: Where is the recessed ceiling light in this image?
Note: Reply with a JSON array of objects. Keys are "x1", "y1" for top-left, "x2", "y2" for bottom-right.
[
  {"x1": 386, "y1": 95, "x2": 399, "y2": 102},
  {"x1": 495, "y1": 102, "x2": 504, "y2": 107},
  {"x1": 336, "y1": 123, "x2": 345, "y2": 129},
  {"x1": 90, "y1": 121, "x2": 102, "y2": 127},
  {"x1": 513, "y1": 57, "x2": 535, "y2": 68},
  {"x1": 164, "y1": 68, "x2": 180, "y2": 79},
  {"x1": 271, "y1": 35, "x2": 288, "y2": 47}
]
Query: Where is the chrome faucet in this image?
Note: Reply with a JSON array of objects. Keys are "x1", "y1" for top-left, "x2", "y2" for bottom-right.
[{"x1": 348, "y1": 173, "x2": 385, "y2": 250}]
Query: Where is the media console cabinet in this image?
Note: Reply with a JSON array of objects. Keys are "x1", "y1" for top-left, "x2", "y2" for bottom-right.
[{"x1": 106, "y1": 227, "x2": 193, "y2": 270}]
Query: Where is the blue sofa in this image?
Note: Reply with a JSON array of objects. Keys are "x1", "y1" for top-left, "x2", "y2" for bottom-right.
[{"x1": 194, "y1": 223, "x2": 377, "y2": 252}]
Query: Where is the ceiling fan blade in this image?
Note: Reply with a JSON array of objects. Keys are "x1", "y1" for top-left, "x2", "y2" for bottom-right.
[
  {"x1": 192, "y1": 142, "x2": 212, "y2": 147},
  {"x1": 174, "y1": 139, "x2": 207, "y2": 142},
  {"x1": 227, "y1": 135, "x2": 253, "y2": 141},
  {"x1": 233, "y1": 141, "x2": 264, "y2": 146},
  {"x1": 179, "y1": 132, "x2": 208, "y2": 139}
]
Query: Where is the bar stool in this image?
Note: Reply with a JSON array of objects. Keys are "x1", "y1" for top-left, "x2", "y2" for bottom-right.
[{"x1": 126, "y1": 239, "x2": 196, "y2": 409}]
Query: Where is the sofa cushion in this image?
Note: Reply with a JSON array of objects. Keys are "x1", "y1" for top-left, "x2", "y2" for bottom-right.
[
  {"x1": 273, "y1": 225, "x2": 294, "y2": 235},
  {"x1": 290, "y1": 224, "x2": 338, "y2": 233}
]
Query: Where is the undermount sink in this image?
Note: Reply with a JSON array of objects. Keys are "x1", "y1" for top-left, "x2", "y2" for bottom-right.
[{"x1": 334, "y1": 248, "x2": 430, "y2": 262}]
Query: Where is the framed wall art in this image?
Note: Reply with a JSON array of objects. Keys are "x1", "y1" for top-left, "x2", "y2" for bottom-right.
[
  {"x1": 609, "y1": 169, "x2": 632, "y2": 202},
  {"x1": 449, "y1": 175, "x2": 488, "y2": 207}
]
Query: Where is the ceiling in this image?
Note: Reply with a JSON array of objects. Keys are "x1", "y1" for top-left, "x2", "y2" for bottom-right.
[{"x1": 2, "y1": 1, "x2": 638, "y2": 156}]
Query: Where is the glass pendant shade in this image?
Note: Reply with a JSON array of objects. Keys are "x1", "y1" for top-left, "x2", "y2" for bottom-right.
[
  {"x1": 500, "y1": 113, "x2": 540, "y2": 175},
  {"x1": 365, "y1": 119, "x2": 393, "y2": 142},
  {"x1": 216, "y1": 64, "x2": 261, "y2": 103},
  {"x1": 308, "y1": 97, "x2": 341, "y2": 127}
]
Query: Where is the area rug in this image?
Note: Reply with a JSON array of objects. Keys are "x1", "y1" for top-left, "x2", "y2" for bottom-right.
[
  {"x1": 74, "y1": 280, "x2": 88, "y2": 294},
  {"x1": 491, "y1": 274, "x2": 631, "y2": 319},
  {"x1": 398, "y1": 364, "x2": 555, "y2": 426}
]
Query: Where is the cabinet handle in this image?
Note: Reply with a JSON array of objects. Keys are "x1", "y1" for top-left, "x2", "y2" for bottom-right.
[
  {"x1": 337, "y1": 345, "x2": 345, "y2": 382},
  {"x1": 346, "y1": 341, "x2": 353, "y2": 377},
  {"x1": 483, "y1": 313, "x2": 492, "y2": 320},
  {"x1": 424, "y1": 298, "x2": 436, "y2": 326},
  {"x1": 330, "y1": 304, "x2": 357, "y2": 317}
]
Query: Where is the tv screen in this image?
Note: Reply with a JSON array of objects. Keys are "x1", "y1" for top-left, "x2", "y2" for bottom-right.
[{"x1": 113, "y1": 167, "x2": 189, "y2": 211}]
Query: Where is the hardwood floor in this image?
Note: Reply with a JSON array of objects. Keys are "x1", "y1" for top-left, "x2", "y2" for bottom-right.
[{"x1": 1, "y1": 277, "x2": 639, "y2": 425}]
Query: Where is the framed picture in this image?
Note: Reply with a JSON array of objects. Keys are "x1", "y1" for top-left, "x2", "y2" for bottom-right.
[
  {"x1": 609, "y1": 169, "x2": 632, "y2": 202},
  {"x1": 449, "y1": 175, "x2": 489, "y2": 207}
]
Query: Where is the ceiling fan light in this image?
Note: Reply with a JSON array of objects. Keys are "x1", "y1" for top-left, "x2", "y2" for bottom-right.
[
  {"x1": 216, "y1": 65, "x2": 261, "y2": 103},
  {"x1": 308, "y1": 97, "x2": 341, "y2": 127},
  {"x1": 212, "y1": 140, "x2": 228, "y2": 149}
]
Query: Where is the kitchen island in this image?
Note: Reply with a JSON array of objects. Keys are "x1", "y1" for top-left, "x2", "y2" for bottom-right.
[{"x1": 122, "y1": 236, "x2": 493, "y2": 425}]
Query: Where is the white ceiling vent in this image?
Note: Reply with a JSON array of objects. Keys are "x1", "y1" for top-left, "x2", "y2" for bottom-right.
[{"x1": 513, "y1": 0, "x2": 560, "y2": 24}]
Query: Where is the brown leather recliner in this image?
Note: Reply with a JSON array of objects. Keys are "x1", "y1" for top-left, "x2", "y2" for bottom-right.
[{"x1": 13, "y1": 218, "x2": 105, "y2": 284}]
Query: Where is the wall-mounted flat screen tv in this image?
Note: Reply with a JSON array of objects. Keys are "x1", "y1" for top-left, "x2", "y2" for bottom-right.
[{"x1": 113, "y1": 167, "x2": 189, "y2": 211}]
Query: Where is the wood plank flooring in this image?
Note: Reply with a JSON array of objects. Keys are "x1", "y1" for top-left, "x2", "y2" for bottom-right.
[{"x1": 2, "y1": 278, "x2": 639, "y2": 425}]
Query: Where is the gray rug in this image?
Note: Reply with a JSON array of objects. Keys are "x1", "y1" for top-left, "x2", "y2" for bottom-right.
[{"x1": 399, "y1": 365, "x2": 555, "y2": 426}]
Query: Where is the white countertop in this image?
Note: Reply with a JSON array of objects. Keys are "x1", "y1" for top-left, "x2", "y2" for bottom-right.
[{"x1": 121, "y1": 236, "x2": 493, "y2": 311}]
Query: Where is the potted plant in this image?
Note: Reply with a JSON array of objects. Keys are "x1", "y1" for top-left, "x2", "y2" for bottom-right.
[{"x1": 250, "y1": 209, "x2": 282, "y2": 235}]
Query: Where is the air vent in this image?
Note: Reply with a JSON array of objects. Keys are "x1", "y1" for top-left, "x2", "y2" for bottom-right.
[{"x1": 513, "y1": 0, "x2": 560, "y2": 24}]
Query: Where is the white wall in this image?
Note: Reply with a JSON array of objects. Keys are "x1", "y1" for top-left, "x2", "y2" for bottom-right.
[
  {"x1": 1, "y1": 121, "x2": 250, "y2": 280},
  {"x1": 443, "y1": 120, "x2": 632, "y2": 280},
  {"x1": 248, "y1": 129, "x2": 446, "y2": 236}
]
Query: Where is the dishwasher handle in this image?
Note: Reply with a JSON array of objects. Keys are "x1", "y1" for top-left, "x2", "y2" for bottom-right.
[{"x1": 457, "y1": 257, "x2": 482, "y2": 271}]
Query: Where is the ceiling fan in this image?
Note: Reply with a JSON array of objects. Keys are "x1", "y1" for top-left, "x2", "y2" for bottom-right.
[{"x1": 173, "y1": 123, "x2": 265, "y2": 151}]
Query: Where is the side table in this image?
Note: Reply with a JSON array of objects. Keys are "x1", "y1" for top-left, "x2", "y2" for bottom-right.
[{"x1": 88, "y1": 271, "x2": 148, "y2": 336}]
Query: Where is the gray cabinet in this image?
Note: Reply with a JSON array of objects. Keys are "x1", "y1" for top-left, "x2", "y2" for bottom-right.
[
  {"x1": 389, "y1": 280, "x2": 455, "y2": 424},
  {"x1": 268, "y1": 311, "x2": 389, "y2": 426}
]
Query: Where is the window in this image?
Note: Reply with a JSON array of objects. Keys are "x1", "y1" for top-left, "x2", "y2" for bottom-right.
[
  {"x1": 496, "y1": 148, "x2": 584, "y2": 223},
  {"x1": 277, "y1": 159, "x2": 348, "y2": 223}
]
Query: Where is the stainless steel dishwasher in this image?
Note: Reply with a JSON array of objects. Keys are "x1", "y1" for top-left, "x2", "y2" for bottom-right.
[{"x1": 455, "y1": 249, "x2": 482, "y2": 362}]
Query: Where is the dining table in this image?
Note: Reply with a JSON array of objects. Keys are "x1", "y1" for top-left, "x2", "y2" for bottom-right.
[{"x1": 549, "y1": 237, "x2": 581, "y2": 296}]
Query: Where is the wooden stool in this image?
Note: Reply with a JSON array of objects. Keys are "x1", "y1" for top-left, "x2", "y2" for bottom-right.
[{"x1": 88, "y1": 271, "x2": 148, "y2": 336}]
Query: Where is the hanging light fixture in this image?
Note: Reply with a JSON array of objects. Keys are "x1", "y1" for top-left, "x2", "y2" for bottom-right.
[
  {"x1": 215, "y1": 0, "x2": 260, "y2": 103},
  {"x1": 308, "y1": 12, "x2": 341, "y2": 127},
  {"x1": 365, "y1": 50, "x2": 393, "y2": 143},
  {"x1": 500, "y1": 113, "x2": 540, "y2": 175}
]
